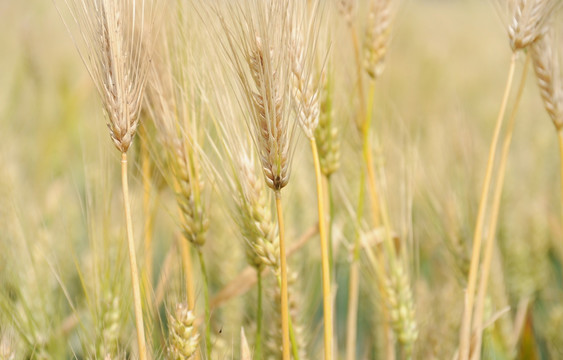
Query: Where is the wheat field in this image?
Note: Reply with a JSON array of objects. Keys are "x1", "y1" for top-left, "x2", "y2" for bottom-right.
[{"x1": 1, "y1": 0, "x2": 563, "y2": 359}]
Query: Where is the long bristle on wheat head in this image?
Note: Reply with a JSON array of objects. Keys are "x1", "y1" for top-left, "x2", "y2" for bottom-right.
[{"x1": 62, "y1": 0, "x2": 158, "y2": 152}]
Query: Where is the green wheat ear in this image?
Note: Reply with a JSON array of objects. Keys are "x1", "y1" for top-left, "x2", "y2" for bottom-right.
[{"x1": 167, "y1": 303, "x2": 200, "y2": 360}]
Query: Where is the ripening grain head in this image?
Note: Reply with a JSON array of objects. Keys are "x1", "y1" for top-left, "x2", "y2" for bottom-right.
[
  {"x1": 147, "y1": 30, "x2": 209, "y2": 247},
  {"x1": 504, "y1": 0, "x2": 559, "y2": 51},
  {"x1": 216, "y1": 0, "x2": 298, "y2": 191},
  {"x1": 209, "y1": 92, "x2": 280, "y2": 270},
  {"x1": 364, "y1": 0, "x2": 394, "y2": 80},
  {"x1": 530, "y1": 29, "x2": 563, "y2": 129},
  {"x1": 60, "y1": 0, "x2": 158, "y2": 153},
  {"x1": 167, "y1": 303, "x2": 199, "y2": 360},
  {"x1": 289, "y1": 0, "x2": 325, "y2": 140}
]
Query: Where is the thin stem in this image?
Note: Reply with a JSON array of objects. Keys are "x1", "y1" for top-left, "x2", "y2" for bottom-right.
[
  {"x1": 179, "y1": 236, "x2": 196, "y2": 311},
  {"x1": 363, "y1": 80, "x2": 395, "y2": 359},
  {"x1": 197, "y1": 247, "x2": 211, "y2": 359},
  {"x1": 458, "y1": 53, "x2": 517, "y2": 360},
  {"x1": 471, "y1": 55, "x2": 529, "y2": 360},
  {"x1": 140, "y1": 126, "x2": 154, "y2": 287},
  {"x1": 311, "y1": 138, "x2": 333, "y2": 360},
  {"x1": 349, "y1": 24, "x2": 366, "y2": 129},
  {"x1": 256, "y1": 271, "x2": 263, "y2": 360},
  {"x1": 178, "y1": 237, "x2": 202, "y2": 360},
  {"x1": 345, "y1": 262, "x2": 360, "y2": 360},
  {"x1": 288, "y1": 313, "x2": 300, "y2": 360},
  {"x1": 275, "y1": 274, "x2": 301, "y2": 360},
  {"x1": 275, "y1": 190, "x2": 291, "y2": 360},
  {"x1": 326, "y1": 176, "x2": 335, "y2": 278},
  {"x1": 558, "y1": 130, "x2": 563, "y2": 243},
  {"x1": 121, "y1": 152, "x2": 147, "y2": 360},
  {"x1": 364, "y1": 81, "x2": 381, "y2": 229},
  {"x1": 346, "y1": 165, "x2": 366, "y2": 360}
]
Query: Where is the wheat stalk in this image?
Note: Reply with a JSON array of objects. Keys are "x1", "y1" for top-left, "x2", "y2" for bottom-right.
[
  {"x1": 215, "y1": 1, "x2": 299, "y2": 358},
  {"x1": 288, "y1": 2, "x2": 334, "y2": 358},
  {"x1": 58, "y1": 1, "x2": 160, "y2": 358},
  {"x1": 456, "y1": 3, "x2": 556, "y2": 356},
  {"x1": 470, "y1": 54, "x2": 530, "y2": 360}
]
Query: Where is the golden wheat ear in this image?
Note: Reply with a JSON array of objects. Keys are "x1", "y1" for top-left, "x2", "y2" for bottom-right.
[
  {"x1": 507, "y1": 0, "x2": 560, "y2": 52},
  {"x1": 531, "y1": 30, "x2": 563, "y2": 129},
  {"x1": 58, "y1": 0, "x2": 160, "y2": 152},
  {"x1": 57, "y1": 2, "x2": 161, "y2": 359}
]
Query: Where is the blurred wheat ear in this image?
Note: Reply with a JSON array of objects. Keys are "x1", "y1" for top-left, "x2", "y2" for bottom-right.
[
  {"x1": 530, "y1": 26, "x2": 563, "y2": 275},
  {"x1": 56, "y1": 1, "x2": 160, "y2": 358}
]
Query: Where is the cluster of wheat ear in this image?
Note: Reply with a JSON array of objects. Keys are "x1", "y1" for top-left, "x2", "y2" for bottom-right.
[{"x1": 4, "y1": 0, "x2": 563, "y2": 359}]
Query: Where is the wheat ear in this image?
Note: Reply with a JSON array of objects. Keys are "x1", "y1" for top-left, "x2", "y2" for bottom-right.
[
  {"x1": 530, "y1": 27, "x2": 563, "y2": 271},
  {"x1": 167, "y1": 303, "x2": 199, "y2": 360},
  {"x1": 59, "y1": 0, "x2": 159, "y2": 357},
  {"x1": 508, "y1": 0, "x2": 558, "y2": 52},
  {"x1": 530, "y1": 29, "x2": 563, "y2": 129}
]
